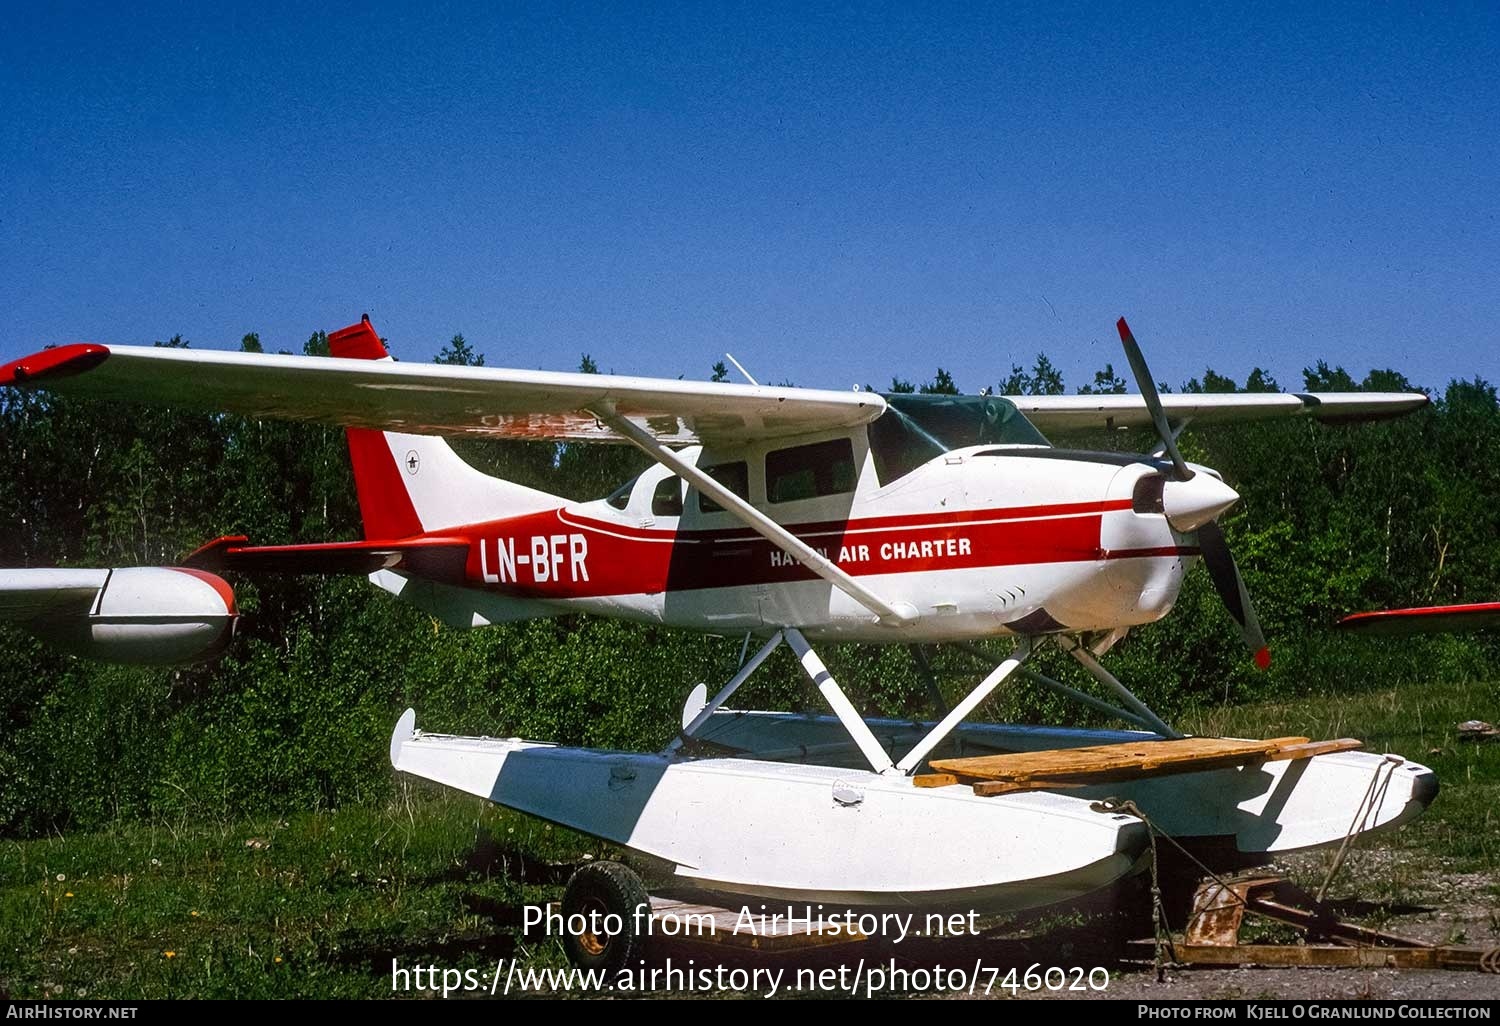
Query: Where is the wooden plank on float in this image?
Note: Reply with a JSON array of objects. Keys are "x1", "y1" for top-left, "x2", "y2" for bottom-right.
[
  {"x1": 931, "y1": 736, "x2": 1308, "y2": 782},
  {"x1": 925, "y1": 737, "x2": 1364, "y2": 795}
]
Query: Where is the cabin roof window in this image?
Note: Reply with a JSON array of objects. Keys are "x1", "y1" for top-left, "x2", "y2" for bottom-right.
[
  {"x1": 868, "y1": 393, "x2": 1049, "y2": 485},
  {"x1": 766, "y1": 438, "x2": 856, "y2": 503}
]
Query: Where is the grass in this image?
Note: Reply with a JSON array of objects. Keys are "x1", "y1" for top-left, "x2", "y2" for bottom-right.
[
  {"x1": 0, "y1": 789, "x2": 600, "y2": 999},
  {"x1": 2, "y1": 677, "x2": 1497, "y2": 999}
]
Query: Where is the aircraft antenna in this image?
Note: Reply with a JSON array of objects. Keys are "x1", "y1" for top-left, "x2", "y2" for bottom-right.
[{"x1": 723, "y1": 353, "x2": 760, "y2": 386}]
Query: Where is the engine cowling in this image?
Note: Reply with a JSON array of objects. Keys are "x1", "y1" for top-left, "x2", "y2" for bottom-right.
[{"x1": 4, "y1": 567, "x2": 238, "y2": 665}]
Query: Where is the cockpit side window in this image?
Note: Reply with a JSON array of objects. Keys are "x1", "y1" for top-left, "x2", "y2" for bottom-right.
[
  {"x1": 604, "y1": 474, "x2": 638, "y2": 511},
  {"x1": 766, "y1": 438, "x2": 856, "y2": 503},
  {"x1": 651, "y1": 476, "x2": 684, "y2": 517},
  {"x1": 868, "y1": 393, "x2": 1049, "y2": 486}
]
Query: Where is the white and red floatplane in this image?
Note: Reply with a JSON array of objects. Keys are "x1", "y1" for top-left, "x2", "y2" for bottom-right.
[{"x1": 0, "y1": 317, "x2": 1437, "y2": 927}]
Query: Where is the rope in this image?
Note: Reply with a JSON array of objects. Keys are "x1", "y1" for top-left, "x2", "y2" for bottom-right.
[
  {"x1": 1092, "y1": 796, "x2": 1279, "y2": 974},
  {"x1": 1094, "y1": 785, "x2": 1500, "y2": 976},
  {"x1": 1093, "y1": 797, "x2": 1252, "y2": 897},
  {"x1": 1091, "y1": 797, "x2": 1179, "y2": 979},
  {"x1": 1315, "y1": 754, "x2": 1402, "y2": 904}
]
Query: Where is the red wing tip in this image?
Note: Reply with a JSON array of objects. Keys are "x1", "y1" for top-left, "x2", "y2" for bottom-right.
[
  {"x1": 1254, "y1": 646, "x2": 1272, "y2": 671},
  {"x1": 1341, "y1": 602, "x2": 1500, "y2": 623},
  {"x1": 329, "y1": 318, "x2": 388, "y2": 360},
  {"x1": 1338, "y1": 602, "x2": 1500, "y2": 634},
  {"x1": 0, "y1": 343, "x2": 110, "y2": 386}
]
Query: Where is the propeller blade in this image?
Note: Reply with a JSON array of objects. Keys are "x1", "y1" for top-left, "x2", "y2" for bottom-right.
[
  {"x1": 1117, "y1": 317, "x2": 1193, "y2": 481},
  {"x1": 1197, "y1": 519, "x2": 1271, "y2": 669}
]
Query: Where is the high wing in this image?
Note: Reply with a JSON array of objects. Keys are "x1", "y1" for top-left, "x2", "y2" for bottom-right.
[
  {"x1": 0, "y1": 340, "x2": 886, "y2": 446},
  {"x1": 0, "y1": 569, "x2": 109, "y2": 621},
  {"x1": 2, "y1": 336, "x2": 1427, "y2": 445},
  {"x1": 1338, "y1": 602, "x2": 1500, "y2": 635},
  {"x1": 1009, "y1": 392, "x2": 1429, "y2": 433}
]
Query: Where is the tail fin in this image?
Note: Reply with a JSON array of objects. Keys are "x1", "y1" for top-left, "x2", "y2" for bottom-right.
[{"x1": 328, "y1": 316, "x2": 563, "y2": 539}]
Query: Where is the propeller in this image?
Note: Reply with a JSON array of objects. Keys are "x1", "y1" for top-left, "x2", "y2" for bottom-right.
[
  {"x1": 1117, "y1": 318, "x2": 1193, "y2": 482},
  {"x1": 1197, "y1": 520, "x2": 1272, "y2": 670},
  {"x1": 1115, "y1": 317, "x2": 1271, "y2": 670}
]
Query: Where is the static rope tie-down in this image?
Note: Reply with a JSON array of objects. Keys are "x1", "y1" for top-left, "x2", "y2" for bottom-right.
[
  {"x1": 1315, "y1": 753, "x2": 1402, "y2": 904},
  {"x1": 1091, "y1": 796, "x2": 1292, "y2": 978},
  {"x1": 1093, "y1": 798, "x2": 1181, "y2": 981},
  {"x1": 1093, "y1": 794, "x2": 1500, "y2": 975}
]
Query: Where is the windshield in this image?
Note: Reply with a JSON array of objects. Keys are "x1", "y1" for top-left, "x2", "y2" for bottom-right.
[
  {"x1": 604, "y1": 473, "x2": 640, "y2": 510},
  {"x1": 868, "y1": 393, "x2": 1049, "y2": 485}
]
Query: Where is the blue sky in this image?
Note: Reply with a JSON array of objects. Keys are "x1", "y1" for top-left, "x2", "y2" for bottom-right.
[{"x1": 2, "y1": 2, "x2": 1495, "y2": 394}]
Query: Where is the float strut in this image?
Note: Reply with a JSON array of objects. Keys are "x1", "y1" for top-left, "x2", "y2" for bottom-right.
[
  {"x1": 896, "y1": 638, "x2": 1034, "y2": 774},
  {"x1": 669, "y1": 631, "x2": 784, "y2": 752},
  {"x1": 784, "y1": 628, "x2": 895, "y2": 774}
]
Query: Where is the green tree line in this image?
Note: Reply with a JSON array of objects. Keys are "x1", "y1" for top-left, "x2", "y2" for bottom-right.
[{"x1": 0, "y1": 332, "x2": 1496, "y2": 836}]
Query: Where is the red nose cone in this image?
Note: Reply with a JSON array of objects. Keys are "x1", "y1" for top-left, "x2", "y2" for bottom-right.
[{"x1": 1254, "y1": 646, "x2": 1272, "y2": 671}]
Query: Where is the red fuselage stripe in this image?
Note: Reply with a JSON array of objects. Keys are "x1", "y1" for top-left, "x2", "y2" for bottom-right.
[{"x1": 442, "y1": 499, "x2": 1186, "y2": 599}]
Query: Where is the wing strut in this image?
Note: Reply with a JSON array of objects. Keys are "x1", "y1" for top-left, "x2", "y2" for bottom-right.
[{"x1": 589, "y1": 405, "x2": 916, "y2": 627}]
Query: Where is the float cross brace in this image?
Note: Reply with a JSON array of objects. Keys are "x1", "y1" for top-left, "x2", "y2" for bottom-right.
[{"x1": 669, "y1": 630, "x2": 785, "y2": 753}]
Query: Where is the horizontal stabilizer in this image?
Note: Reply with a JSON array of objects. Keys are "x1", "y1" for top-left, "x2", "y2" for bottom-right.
[{"x1": 185, "y1": 535, "x2": 469, "y2": 585}]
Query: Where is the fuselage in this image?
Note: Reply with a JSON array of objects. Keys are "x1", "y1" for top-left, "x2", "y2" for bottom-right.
[{"x1": 393, "y1": 395, "x2": 1208, "y2": 643}]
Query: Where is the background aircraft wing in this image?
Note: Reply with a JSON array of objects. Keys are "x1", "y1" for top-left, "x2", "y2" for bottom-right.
[
  {"x1": 1009, "y1": 392, "x2": 1429, "y2": 433},
  {"x1": 1337, "y1": 602, "x2": 1500, "y2": 635},
  {"x1": 0, "y1": 339, "x2": 886, "y2": 446},
  {"x1": 0, "y1": 568, "x2": 109, "y2": 621}
]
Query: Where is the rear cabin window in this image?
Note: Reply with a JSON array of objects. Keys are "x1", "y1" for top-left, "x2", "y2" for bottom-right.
[
  {"x1": 766, "y1": 438, "x2": 857, "y2": 503},
  {"x1": 651, "y1": 477, "x2": 684, "y2": 517},
  {"x1": 697, "y1": 461, "x2": 750, "y2": 513}
]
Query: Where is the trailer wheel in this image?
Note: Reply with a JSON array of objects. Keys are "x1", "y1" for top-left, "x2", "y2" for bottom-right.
[{"x1": 560, "y1": 860, "x2": 650, "y2": 973}]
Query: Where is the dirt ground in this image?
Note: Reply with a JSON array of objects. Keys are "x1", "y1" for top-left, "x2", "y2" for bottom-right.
[
  {"x1": 1016, "y1": 850, "x2": 1500, "y2": 1000},
  {"x1": 651, "y1": 848, "x2": 1500, "y2": 1001},
  {"x1": 1067, "y1": 966, "x2": 1500, "y2": 1001}
]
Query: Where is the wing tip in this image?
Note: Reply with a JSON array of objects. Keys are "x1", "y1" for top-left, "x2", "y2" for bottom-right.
[
  {"x1": 0, "y1": 343, "x2": 110, "y2": 386},
  {"x1": 329, "y1": 317, "x2": 388, "y2": 360},
  {"x1": 1296, "y1": 391, "x2": 1432, "y2": 423},
  {"x1": 167, "y1": 567, "x2": 239, "y2": 615}
]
